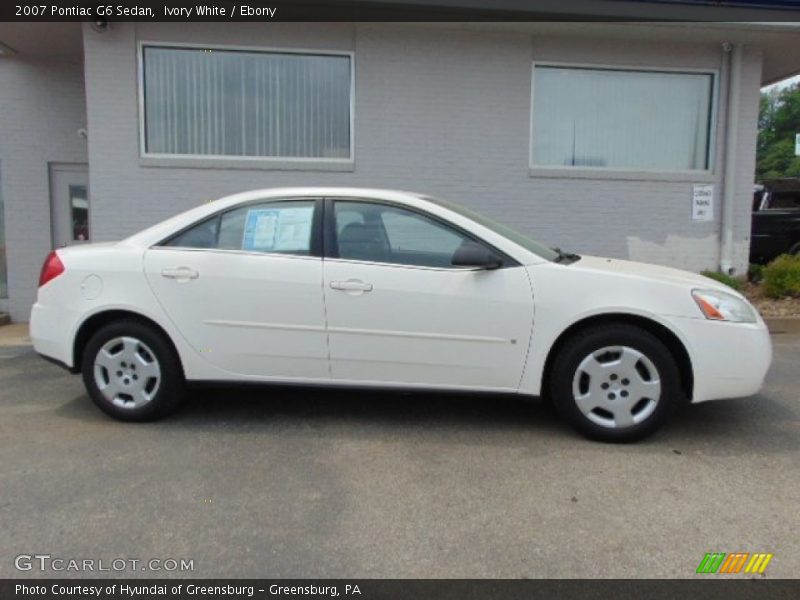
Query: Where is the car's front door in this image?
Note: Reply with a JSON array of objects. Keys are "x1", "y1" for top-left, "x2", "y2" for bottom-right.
[
  {"x1": 322, "y1": 199, "x2": 534, "y2": 390},
  {"x1": 143, "y1": 198, "x2": 329, "y2": 380}
]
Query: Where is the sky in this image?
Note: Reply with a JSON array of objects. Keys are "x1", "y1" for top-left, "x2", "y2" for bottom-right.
[{"x1": 763, "y1": 74, "x2": 800, "y2": 91}]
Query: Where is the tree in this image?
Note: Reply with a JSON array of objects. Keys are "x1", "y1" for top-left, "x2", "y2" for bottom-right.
[{"x1": 756, "y1": 83, "x2": 800, "y2": 181}]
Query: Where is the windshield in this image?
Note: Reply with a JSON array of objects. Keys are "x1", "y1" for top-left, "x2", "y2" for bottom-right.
[{"x1": 420, "y1": 195, "x2": 561, "y2": 262}]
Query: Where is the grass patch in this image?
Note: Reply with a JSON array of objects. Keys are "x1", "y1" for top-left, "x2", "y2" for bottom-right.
[{"x1": 763, "y1": 254, "x2": 800, "y2": 299}]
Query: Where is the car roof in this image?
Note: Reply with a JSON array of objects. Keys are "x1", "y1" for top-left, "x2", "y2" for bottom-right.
[
  {"x1": 124, "y1": 188, "x2": 421, "y2": 246},
  {"x1": 217, "y1": 187, "x2": 424, "y2": 206},
  {"x1": 159, "y1": 186, "x2": 428, "y2": 213}
]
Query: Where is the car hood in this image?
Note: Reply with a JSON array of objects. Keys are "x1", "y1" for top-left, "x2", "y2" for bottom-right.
[{"x1": 568, "y1": 255, "x2": 739, "y2": 296}]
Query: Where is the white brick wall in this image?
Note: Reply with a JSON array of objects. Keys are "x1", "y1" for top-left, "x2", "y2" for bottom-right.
[
  {"x1": 1, "y1": 23, "x2": 763, "y2": 320},
  {"x1": 0, "y1": 58, "x2": 88, "y2": 320}
]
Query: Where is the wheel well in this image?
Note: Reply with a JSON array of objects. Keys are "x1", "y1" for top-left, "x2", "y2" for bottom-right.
[
  {"x1": 73, "y1": 310, "x2": 183, "y2": 376},
  {"x1": 541, "y1": 314, "x2": 694, "y2": 401}
]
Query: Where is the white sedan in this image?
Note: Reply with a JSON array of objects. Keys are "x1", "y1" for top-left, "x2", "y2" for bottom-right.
[{"x1": 31, "y1": 187, "x2": 772, "y2": 442}]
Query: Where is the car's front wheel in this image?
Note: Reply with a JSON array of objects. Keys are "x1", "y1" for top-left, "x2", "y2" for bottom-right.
[
  {"x1": 549, "y1": 324, "x2": 680, "y2": 442},
  {"x1": 81, "y1": 320, "x2": 185, "y2": 421}
]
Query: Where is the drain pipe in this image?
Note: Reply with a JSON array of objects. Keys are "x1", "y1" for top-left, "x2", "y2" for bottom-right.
[{"x1": 720, "y1": 42, "x2": 742, "y2": 275}]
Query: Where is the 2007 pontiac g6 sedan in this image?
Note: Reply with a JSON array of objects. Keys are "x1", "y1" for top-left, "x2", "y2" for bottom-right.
[{"x1": 30, "y1": 188, "x2": 772, "y2": 442}]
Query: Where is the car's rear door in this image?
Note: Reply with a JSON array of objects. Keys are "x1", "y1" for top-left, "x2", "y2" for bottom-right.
[
  {"x1": 322, "y1": 198, "x2": 534, "y2": 390},
  {"x1": 143, "y1": 198, "x2": 329, "y2": 380}
]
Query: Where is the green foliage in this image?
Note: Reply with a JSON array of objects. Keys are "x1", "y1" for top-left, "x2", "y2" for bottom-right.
[
  {"x1": 763, "y1": 254, "x2": 800, "y2": 298},
  {"x1": 748, "y1": 262, "x2": 765, "y2": 283},
  {"x1": 700, "y1": 270, "x2": 745, "y2": 292},
  {"x1": 757, "y1": 84, "x2": 800, "y2": 181}
]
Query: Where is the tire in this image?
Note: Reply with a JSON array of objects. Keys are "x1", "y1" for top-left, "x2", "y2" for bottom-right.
[
  {"x1": 549, "y1": 324, "x2": 680, "y2": 442},
  {"x1": 81, "y1": 320, "x2": 185, "y2": 421}
]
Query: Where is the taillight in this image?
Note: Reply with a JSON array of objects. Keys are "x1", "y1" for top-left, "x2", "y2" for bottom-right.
[{"x1": 39, "y1": 250, "x2": 65, "y2": 287}]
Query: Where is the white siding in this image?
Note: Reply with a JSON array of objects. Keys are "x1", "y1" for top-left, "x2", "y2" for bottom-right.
[{"x1": 0, "y1": 58, "x2": 87, "y2": 320}]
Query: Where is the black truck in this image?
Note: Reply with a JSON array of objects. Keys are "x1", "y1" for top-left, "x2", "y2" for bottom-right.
[{"x1": 750, "y1": 178, "x2": 800, "y2": 264}]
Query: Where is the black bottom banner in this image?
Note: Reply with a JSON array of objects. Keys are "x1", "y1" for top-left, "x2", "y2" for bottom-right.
[{"x1": 3, "y1": 579, "x2": 800, "y2": 600}]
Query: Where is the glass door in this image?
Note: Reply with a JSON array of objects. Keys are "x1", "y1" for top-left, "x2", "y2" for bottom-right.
[{"x1": 49, "y1": 163, "x2": 89, "y2": 247}]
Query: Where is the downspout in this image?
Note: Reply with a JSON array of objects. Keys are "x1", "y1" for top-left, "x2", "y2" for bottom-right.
[{"x1": 720, "y1": 42, "x2": 742, "y2": 275}]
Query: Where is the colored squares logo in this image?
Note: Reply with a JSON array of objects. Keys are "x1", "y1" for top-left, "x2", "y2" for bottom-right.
[{"x1": 697, "y1": 552, "x2": 773, "y2": 574}]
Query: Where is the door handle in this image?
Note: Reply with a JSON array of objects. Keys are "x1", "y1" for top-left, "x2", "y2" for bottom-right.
[
  {"x1": 330, "y1": 280, "x2": 373, "y2": 292},
  {"x1": 161, "y1": 266, "x2": 199, "y2": 281}
]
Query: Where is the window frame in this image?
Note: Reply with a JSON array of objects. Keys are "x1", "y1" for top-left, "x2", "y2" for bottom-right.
[
  {"x1": 137, "y1": 41, "x2": 355, "y2": 165},
  {"x1": 155, "y1": 197, "x2": 324, "y2": 259},
  {"x1": 529, "y1": 61, "x2": 720, "y2": 178},
  {"x1": 323, "y1": 197, "x2": 519, "y2": 271}
]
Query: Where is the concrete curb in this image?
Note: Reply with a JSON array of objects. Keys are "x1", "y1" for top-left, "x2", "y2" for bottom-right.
[
  {"x1": 0, "y1": 322, "x2": 30, "y2": 346},
  {"x1": 764, "y1": 317, "x2": 800, "y2": 335}
]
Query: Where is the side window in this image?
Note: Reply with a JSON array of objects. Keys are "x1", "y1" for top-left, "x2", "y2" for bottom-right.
[
  {"x1": 381, "y1": 209, "x2": 464, "y2": 259},
  {"x1": 165, "y1": 215, "x2": 219, "y2": 249},
  {"x1": 333, "y1": 201, "x2": 478, "y2": 268},
  {"x1": 164, "y1": 200, "x2": 316, "y2": 255},
  {"x1": 335, "y1": 208, "x2": 365, "y2": 235}
]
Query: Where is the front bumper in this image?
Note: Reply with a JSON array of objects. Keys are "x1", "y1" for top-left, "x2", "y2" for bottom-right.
[{"x1": 665, "y1": 315, "x2": 772, "y2": 403}]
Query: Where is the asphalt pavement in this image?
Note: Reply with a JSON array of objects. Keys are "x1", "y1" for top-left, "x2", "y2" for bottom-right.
[{"x1": 1, "y1": 333, "x2": 798, "y2": 578}]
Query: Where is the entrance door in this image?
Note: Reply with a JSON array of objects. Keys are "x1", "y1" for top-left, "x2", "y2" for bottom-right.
[{"x1": 49, "y1": 163, "x2": 89, "y2": 247}]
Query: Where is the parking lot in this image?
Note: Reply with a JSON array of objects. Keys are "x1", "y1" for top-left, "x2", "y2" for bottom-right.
[{"x1": 1, "y1": 332, "x2": 798, "y2": 579}]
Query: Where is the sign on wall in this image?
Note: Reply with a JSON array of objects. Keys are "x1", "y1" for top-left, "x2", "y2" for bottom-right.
[{"x1": 691, "y1": 184, "x2": 714, "y2": 222}]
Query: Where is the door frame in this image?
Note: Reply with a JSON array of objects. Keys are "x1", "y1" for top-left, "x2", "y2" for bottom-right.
[{"x1": 48, "y1": 162, "x2": 89, "y2": 249}]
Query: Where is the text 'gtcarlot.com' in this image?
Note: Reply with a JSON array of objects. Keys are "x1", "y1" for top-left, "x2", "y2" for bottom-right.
[{"x1": 14, "y1": 554, "x2": 194, "y2": 572}]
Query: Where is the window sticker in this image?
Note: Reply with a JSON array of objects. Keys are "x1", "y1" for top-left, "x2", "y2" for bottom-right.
[
  {"x1": 242, "y1": 209, "x2": 278, "y2": 251},
  {"x1": 242, "y1": 206, "x2": 313, "y2": 252}
]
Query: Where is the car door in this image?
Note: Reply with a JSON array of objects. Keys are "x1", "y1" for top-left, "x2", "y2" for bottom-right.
[
  {"x1": 143, "y1": 198, "x2": 329, "y2": 380},
  {"x1": 322, "y1": 199, "x2": 534, "y2": 390}
]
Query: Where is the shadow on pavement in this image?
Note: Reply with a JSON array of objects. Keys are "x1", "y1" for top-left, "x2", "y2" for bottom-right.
[{"x1": 52, "y1": 381, "x2": 799, "y2": 454}]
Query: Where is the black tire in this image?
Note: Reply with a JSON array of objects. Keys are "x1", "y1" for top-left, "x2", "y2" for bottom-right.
[
  {"x1": 81, "y1": 320, "x2": 185, "y2": 421},
  {"x1": 549, "y1": 324, "x2": 680, "y2": 442}
]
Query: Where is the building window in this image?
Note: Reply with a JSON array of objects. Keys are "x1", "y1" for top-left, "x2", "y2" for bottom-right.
[
  {"x1": 70, "y1": 185, "x2": 89, "y2": 242},
  {"x1": 532, "y1": 65, "x2": 715, "y2": 171},
  {"x1": 141, "y1": 45, "x2": 352, "y2": 160}
]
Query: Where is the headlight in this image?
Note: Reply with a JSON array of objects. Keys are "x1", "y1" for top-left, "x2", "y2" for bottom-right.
[{"x1": 692, "y1": 289, "x2": 757, "y2": 323}]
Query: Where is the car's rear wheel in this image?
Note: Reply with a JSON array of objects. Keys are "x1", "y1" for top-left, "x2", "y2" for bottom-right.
[
  {"x1": 81, "y1": 320, "x2": 185, "y2": 421},
  {"x1": 549, "y1": 324, "x2": 680, "y2": 442}
]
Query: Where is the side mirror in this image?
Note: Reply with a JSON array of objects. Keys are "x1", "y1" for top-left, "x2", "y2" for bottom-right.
[{"x1": 451, "y1": 243, "x2": 503, "y2": 270}]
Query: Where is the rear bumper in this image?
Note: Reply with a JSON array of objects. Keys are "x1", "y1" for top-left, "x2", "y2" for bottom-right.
[
  {"x1": 665, "y1": 315, "x2": 772, "y2": 403},
  {"x1": 30, "y1": 302, "x2": 77, "y2": 368}
]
